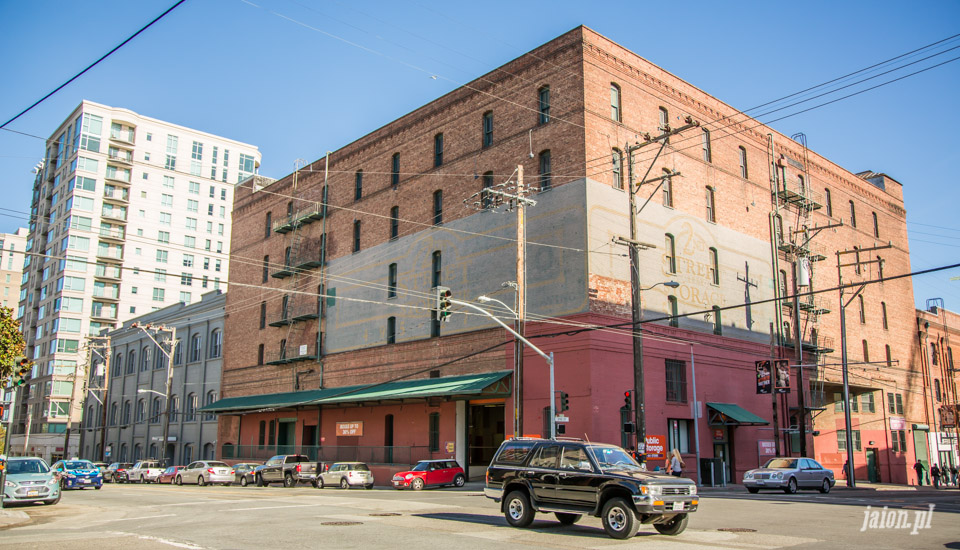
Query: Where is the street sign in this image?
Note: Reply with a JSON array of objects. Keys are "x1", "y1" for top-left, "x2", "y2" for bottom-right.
[{"x1": 554, "y1": 415, "x2": 569, "y2": 423}]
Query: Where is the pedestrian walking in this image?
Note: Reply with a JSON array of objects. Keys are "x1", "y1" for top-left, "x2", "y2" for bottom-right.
[
  {"x1": 667, "y1": 449, "x2": 684, "y2": 477},
  {"x1": 931, "y1": 464, "x2": 941, "y2": 489},
  {"x1": 913, "y1": 461, "x2": 925, "y2": 486},
  {"x1": 950, "y1": 465, "x2": 958, "y2": 487}
]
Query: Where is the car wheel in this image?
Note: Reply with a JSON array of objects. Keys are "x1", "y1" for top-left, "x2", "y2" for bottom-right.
[
  {"x1": 747, "y1": 487, "x2": 759, "y2": 494},
  {"x1": 784, "y1": 477, "x2": 798, "y2": 494},
  {"x1": 653, "y1": 513, "x2": 689, "y2": 536},
  {"x1": 175, "y1": 475, "x2": 182, "y2": 486},
  {"x1": 340, "y1": 477, "x2": 349, "y2": 489},
  {"x1": 365, "y1": 484, "x2": 373, "y2": 490},
  {"x1": 453, "y1": 474, "x2": 465, "y2": 488},
  {"x1": 257, "y1": 474, "x2": 266, "y2": 487},
  {"x1": 140, "y1": 475, "x2": 146, "y2": 484},
  {"x1": 60, "y1": 479, "x2": 67, "y2": 491},
  {"x1": 240, "y1": 476, "x2": 249, "y2": 487},
  {"x1": 95, "y1": 484, "x2": 102, "y2": 490},
  {"x1": 503, "y1": 490, "x2": 535, "y2": 528},
  {"x1": 555, "y1": 512, "x2": 581, "y2": 525},
  {"x1": 44, "y1": 493, "x2": 61, "y2": 506},
  {"x1": 284, "y1": 474, "x2": 296, "y2": 488},
  {"x1": 317, "y1": 478, "x2": 325, "y2": 489},
  {"x1": 198, "y1": 476, "x2": 206, "y2": 487},
  {"x1": 601, "y1": 497, "x2": 639, "y2": 540},
  {"x1": 819, "y1": 478, "x2": 831, "y2": 494},
  {"x1": 411, "y1": 477, "x2": 425, "y2": 491}
]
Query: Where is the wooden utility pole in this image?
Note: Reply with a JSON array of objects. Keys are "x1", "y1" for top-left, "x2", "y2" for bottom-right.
[
  {"x1": 98, "y1": 337, "x2": 112, "y2": 462},
  {"x1": 515, "y1": 165, "x2": 526, "y2": 437}
]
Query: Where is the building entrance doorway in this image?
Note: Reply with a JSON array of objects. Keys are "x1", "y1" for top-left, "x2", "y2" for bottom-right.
[
  {"x1": 866, "y1": 448, "x2": 880, "y2": 483},
  {"x1": 469, "y1": 403, "x2": 504, "y2": 475},
  {"x1": 277, "y1": 420, "x2": 295, "y2": 454}
]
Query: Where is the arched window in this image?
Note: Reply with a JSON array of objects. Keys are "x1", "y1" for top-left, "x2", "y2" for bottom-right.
[
  {"x1": 881, "y1": 302, "x2": 888, "y2": 329},
  {"x1": 849, "y1": 200, "x2": 857, "y2": 228},
  {"x1": 110, "y1": 402, "x2": 118, "y2": 426},
  {"x1": 203, "y1": 442, "x2": 215, "y2": 461},
  {"x1": 170, "y1": 395, "x2": 180, "y2": 421},
  {"x1": 136, "y1": 399, "x2": 145, "y2": 423},
  {"x1": 612, "y1": 149, "x2": 623, "y2": 190},
  {"x1": 862, "y1": 340, "x2": 870, "y2": 362},
  {"x1": 149, "y1": 443, "x2": 158, "y2": 460},
  {"x1": 185, "y1": 393, "x2": 197, "y2": 422},
  {"x1": 662, "y1": 170, "x2": 673, "y2": 207},
  {"x1": 183, "y1": 444, "x2": 193, "y2": 465},
  {"x1": 858, "y1": 295, "x2": 865, "y2": 324},
  {"x1": 257, "y1": 344, "x2": 264, "y2": 365},
  {"x1": 113, "y1": 354, "x2": 122, "y2": 377},
  {"x1": 122, "y1": 400, "x2": 131, "y2": 424},
  {"x1": 151, "y1": 397, "x2": 161, "y2": 424},
  {"x1": 885, "y1": 345, "x2": 892, "y2": 368},
  {"x1": 173, "y1": 339, "x2": 182, "y2": 365},
  {"x1": 205, "y1": 391, "x2": 217, "y2": 421},
  {"x1": 824, "y1": 188, "x2": 833, "y2": 217},
  {"x1": 610, "y1": 83, "x2": 622, "y2": 122},
  {"x1": 154, "y1": 345, "x2": 165, "y2": 369},
  {"x1": 120, "y1": 443, "x2": 128, "y2": 463},
  {"x1": 389, "y1": 205, "x2": 399, "y2": 239},
  {"x1": 665, "y1": 234, "x2": 676, "y2": 274},
  {"x1": 190, "y1": 334, "x2": 201, "y2": 362},
  {"x1": 779, "y1": 269, "x2": 788, "y2": 298},
  {"x1": 126, "y1": 350, "x2": 136, "y2": 374},
  {"x1": 209, "y1": 329, "x2": 222, "y2": 358},
  {"x1": 481, "y1": 172, "x2": 494, "y2": 209},
  {"x1": 134, "y1": 444, "x2": 142, "y2": 462},
  {"x1": 141, "y1": 345, "x2": 150, "y2": 371}
]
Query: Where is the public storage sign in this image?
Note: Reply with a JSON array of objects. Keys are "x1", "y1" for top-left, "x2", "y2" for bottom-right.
[
  {"x1": 645, "y1": 435, "x2": 665, "y2": 459},
  {"x1": 336, "y1": 421, "x2": 363, "y2": 436}
]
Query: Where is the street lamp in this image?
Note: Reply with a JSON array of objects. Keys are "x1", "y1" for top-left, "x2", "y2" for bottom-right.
[
  {"x1": 137, "y1": 389, "x2": 166, "y2": 398},
  {"x1": 132, "y1": 323, "x2": 178, "y2": 467},
  {"x1": 641, "y1": 281, "x2": 680, "y2": 292}
]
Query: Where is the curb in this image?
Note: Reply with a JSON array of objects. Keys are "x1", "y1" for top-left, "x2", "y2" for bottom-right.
[{"x1": 0, "y1": 509, "x2": 31, "y2": 530}]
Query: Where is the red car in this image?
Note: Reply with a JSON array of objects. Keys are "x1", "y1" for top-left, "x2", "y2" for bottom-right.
[
  {"x1": 156, "y1": 466, "x2": 186, "y2": 484},
  {"x1": 392, "y1": 459, "x2": 465, "y2": 490}
]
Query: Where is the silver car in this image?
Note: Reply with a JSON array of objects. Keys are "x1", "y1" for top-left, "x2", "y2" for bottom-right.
[
  {"x1": 316, "y1": 462, "x2": 375, "y2": 489},
  {"x1": 2, "y1": 457, "x2": 61, "y2": 505},
  {"x1": 743, "y1": 457, "x2": 835, "y2": 494},
  {"x1": 174, "y1": 460, "x2": 234, "y2": 486}
]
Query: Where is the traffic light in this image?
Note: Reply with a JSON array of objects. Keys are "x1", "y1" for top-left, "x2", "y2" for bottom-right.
[
  {"x1": 435, "y1": 286, "x2": 452, "y2": 322},
  {"x1": 624, "y1": 390, "x2": 632, "y2": 409},
  {"x1": 559, "y1": 391, "x2": 569, "y2": 412},
  {"x1": 12, "y1": 358, "x2": 30, "y2": 387}
]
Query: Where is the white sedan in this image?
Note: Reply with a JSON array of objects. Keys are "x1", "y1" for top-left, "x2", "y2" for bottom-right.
[{"x1": 175, "y1": 461, "x2": 234, "y2": 486}]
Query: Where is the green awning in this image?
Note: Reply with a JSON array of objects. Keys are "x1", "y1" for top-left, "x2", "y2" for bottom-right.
[
  {"x1": 706, "y1": 402, "x2": 769, "y2": 426},
  {"x1": 201, "y1": 370, "x2": 512, "y2": 414}
]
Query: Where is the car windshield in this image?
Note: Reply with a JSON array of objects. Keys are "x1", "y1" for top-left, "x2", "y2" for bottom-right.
[
  {"x1": 764, "y1": 458, "x2": 798, "y2": 469},
  {"x1": 411, "y1": 462, "x2": 432, "y2": 472},
  {"x1": 65, "y1": 461, "x2": 94, "y2": 470},
  {"x1": 586, "y1": 445, "x2": 641, "y2": 471},
  {"x1": 206, "y1": 461, "x2": 229, "y2": 468},
  {"x1": 8, "y1": 459, "x2": 50, "y2": 474}
]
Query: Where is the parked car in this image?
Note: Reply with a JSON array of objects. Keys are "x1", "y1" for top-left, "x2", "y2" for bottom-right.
[
  {"x1": 485, "y1": 438, "x2": 698, "y2": 539},
  {"x1": 1, "y1": 457, "x2": 61, "y2": 506},
  {"x1": 127, "y1": 460, "x2": 165, "y2": 483},
  {"x1": 105, "y1": 462, "x2": 133, "y2": 483},
  {"x1": 392, "y1": 459, "x2": 465, "y2": 490},
  {"x1": 233, "y1": 463, "x2": 261, "y2": 487},
  {"x1": 92, "y1": 462, "x2": 109, "y2": 476},
  {"x1": 175, "y1": 461, "x2": 234, "y2": 486},
  {"x1": 742, "y1": 457, "x2": 835, "y2": 494},
  {"x1": 157, "y1": 466, "x2": 186, "y2": 484},
  {"x1": 317, "y1": 462, "x2": 374, "y2": 489},
  {"x1": 254, "y1": 455, "x2": 317, "y2": 487},
  {"x1": 51, "y1": 459, "x2": 103, "y2": 490}
]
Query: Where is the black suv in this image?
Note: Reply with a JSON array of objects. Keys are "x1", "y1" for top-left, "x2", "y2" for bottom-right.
[{"x1": 484, "y1": 438, "x2": 698, "y2": 539}]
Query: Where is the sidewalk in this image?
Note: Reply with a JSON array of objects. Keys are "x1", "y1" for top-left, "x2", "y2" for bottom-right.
[{"x1": 0, "y1": 509, "x2": 31, "y2": 529}]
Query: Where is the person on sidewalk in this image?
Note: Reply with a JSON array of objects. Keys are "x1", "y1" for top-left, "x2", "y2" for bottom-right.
[
  {"x1": 931, "y1": 464, "x2": 941, "y2": 489},
  {"x1": 667, "y1": 449, "x2": 684, "y2": 477},
  {"x1": 951, "y1": 465, "x2": 958, "y2": 487},
  {"x1": 913, "y1": 461, "x2": 925, "y2": 486}
]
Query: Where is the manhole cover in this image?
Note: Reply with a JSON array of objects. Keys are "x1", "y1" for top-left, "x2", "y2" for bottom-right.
[
  {"x1": 322, "y1": 521, "x2": 363, "y2": 526},
  {"x1": 369, "y1": 513, "x2": 402, "y2": 517},
  {"x1": 718, "y1": 528, "x2": 757, "y2": 533}
]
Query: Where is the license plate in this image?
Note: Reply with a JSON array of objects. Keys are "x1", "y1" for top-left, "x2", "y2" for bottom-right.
[
  {"x1": 81, "y1": 479, "x2": 89, "y2": 483},
  {"x1": 393, "y1": 481, "x2": 400, "y2": 485},
  {"x1": 27, "y1": 490, "x2": 39, "y2": 497},
  {"x1": 756, "y1": 481, "x2": 765, "y2": 485},
  {"x1": 672, "y1": 502, "x2": 684, "y2": 511}
]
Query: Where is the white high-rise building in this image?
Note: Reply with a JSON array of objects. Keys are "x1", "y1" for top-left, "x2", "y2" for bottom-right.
[
  {"x1": 0, "y1": 228, "x2": 28, "y2": 310},
  {"x1": 11, "y1": 101, "x2": 260, "y2": 461}
]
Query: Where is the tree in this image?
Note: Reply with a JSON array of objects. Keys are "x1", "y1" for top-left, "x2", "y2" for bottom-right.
[{"x1": 0, "y1": 306, "x2": 26, "y2": 382}]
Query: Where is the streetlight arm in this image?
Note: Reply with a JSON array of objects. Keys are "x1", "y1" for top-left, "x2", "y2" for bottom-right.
[
  {"x1": 137, "y1": 389, "x2": 166, "y2": 398},
  {"x1": 477, "y1": 296, "x2": 518, "y2": 318},
  {"x1": 451, "y1": 299, "x2": 550, "y2": 364}
]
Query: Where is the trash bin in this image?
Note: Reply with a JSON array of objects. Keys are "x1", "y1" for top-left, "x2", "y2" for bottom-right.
[{"x1": 699, "y1": 458, "x2": 724, "y2": 487}]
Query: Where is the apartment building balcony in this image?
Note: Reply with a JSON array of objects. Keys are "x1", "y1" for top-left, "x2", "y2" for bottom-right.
[
  {"x1": 108, "y1": 124, "x2": 135, "y2": 145},
  {"x1": 101, "y1": 209, "x2": 128, "y2": 224},
  {"x1": 103, "y1": 187, "x2": 129, "y2": 203},
  {"x1": 92, "y1": 288, "x2": 121, "y2": 302},
  {"x1": 272, "y1": 203, "x2": 327, "y2": 234},
  {"x1": 90, "y1": 305, "x2": 118, "y2": 322},
  {"x1": 107, "y1": 149, "x2": 133, "y2": 166},
  {"x1": 98, "y1": 226, "x2": 126, "y2": 242},
  {"x1": 94, "y1": 263, "x2": 122, "y2": 281},
  {"x1": 95, "y1": 247, "x2": 124, "y2": 262},
  {"x1": 265, "y1": 340, "x2": 320, "y2": 365},
  {"x1": 104, "y1": 166, "x2": 132, "y2": 184}
]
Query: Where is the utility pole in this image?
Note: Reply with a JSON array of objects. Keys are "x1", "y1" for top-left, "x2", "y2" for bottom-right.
[
  {"x1": 132, "y1": 324, "x2": 177, "y2": 466},
  {"x1": 62, "y1": 346, "x2": 87, "y2": 459},
  {"x1": 463, "y1": 164, "x2": 536, "y2": 438},
  {"x1": 791, "y1": 264, "x2": 807, "y2": 457},
  {"x1": 769, "y1": 324, "x2": 781, "y2": 455},
  {"x1": 98, "y1": 337, "x2": 112, "y2": 462},
  {"x1": 836, "y1": 242, "x2": 891, "y2": 487},
  {"x1": 621, "y1": 116, "x2": 699, "y2": 464}
]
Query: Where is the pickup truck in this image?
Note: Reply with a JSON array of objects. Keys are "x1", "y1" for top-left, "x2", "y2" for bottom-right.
[
  {"x1": 127, "y1": 460, "x2": 165, "y2": 483},
  {"x1": 485, "y1": 438, "x2": 698, "y2": 539},
  {"x1": 254, "y1": 455, "x2": 317, "y2": 487}
]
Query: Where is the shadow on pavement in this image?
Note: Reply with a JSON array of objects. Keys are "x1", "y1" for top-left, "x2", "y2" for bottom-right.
[{"x1": 412, "y1": 512, "x2": 662, "y2": 539}]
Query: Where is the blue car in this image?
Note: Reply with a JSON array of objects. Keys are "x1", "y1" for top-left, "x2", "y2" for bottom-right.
[
  {"x1": 2, "y1": 457, "x2": 61, "y2": 505},
  {"x1": 51, "y1": 459, "x2": 104, "y2": 490}
]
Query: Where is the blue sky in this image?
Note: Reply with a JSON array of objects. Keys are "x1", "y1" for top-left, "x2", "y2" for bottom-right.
[{"x1": 1, "y1": 0, "x2": 958, "y2": 308}]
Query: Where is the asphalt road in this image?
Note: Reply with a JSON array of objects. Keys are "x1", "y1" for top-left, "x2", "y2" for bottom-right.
[{"x1": 1, "y1": 482, "x2": 957, "y2": 549}]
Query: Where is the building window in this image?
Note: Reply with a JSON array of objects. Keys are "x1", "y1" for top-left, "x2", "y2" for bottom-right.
[
  {"x1": 538, "y1": 150, "x2": 552, "y2": 191},
  {"x1": 387, "y1": 316, "x2": 396, "y2": 345},
  {"x1": 932, "y1": 342, "x2": 939, "y2": 366},
  {"x1": 610, "y1": 83, "x2": 622, "y2": 122},
  {"x1": 390, "y1": 206, "x2": 399, "y2": 240},
  {"x1": 935, "y1": 379, "x2": 942, "y2": 402},
  {"x1": 434, "y1": 133, "x2": 443, "y2": 167},
  {"x1": 658, "y1": 106, "x2": 669, "y2": 142},
  {"x1": 667, "y1": 419, "x2": 690, "y2": 454},
  {"x1": 481, "y1": 171, "x2": 495, "y2": 208},
  {"x1": 837, "y1": 429, "x2": 862, "y2": 452},
  {"x1": 433, "y1": 190, "x2": 443, "y2": 226},
  {"x1": 891, "y1": 430, "x2": 907, "y2": 453},
  {"x1": 431, "y1": 251, "x2": 442, "y2": 288},
  {"x1": 391, "y1": 153, "x2": 400, "y2": 187},
  {"x1": 825, "y1": 188, "x2": 832, "y2": 217},
  {"x1": 702, "y1": 129, "x2": 711, "y2": 162},
  {"x1": 538, "y1": 86, "x2": 550, "y2": 124},
  {"x1": 872, "y1": 212, "x2": 879, "y2": 238},
  {"x1": 257, "y1": 344, "x2": 264, "y2": 366},
  {"x1": 264, "y1": 212, "x2": 271, "y2": 239},
  {"x1": 885, "y1": 344, "x2": 892, "y2": 367},
  {"x1": 190, "y1": 334, "x2": 202, "y2": 362},
  {"x1": 151, "y1": 397, "x2": 161, "y2": 424},
  {"x1": 612, "y1": 149, "x2": 623, "y2": 190},
  {"x1": 861, "y1": 392, "x2": 875, "y2": 413},
  {"x1": 353, "y1": 220, "x2": 361, "y2": 252},
  {"x1": 354, "y1": 170, "x2": 363, "y2": 201},
  {"x1": 185, "y1": 393, "x2": 197, "y2": 422},
  {"x1": 712, "y1": 305, "x2": 722, "y2": 335},
  {"x1": 665, "y1": 234, "x2": 676, "y2": 273},
  {"x1": 662, "y1": 171, "x2": 673, "y2": 207},
  {"x1": 428, "y1": 412, "x2": 440, "y2": 451},
  {"x1": 779, "y1": 269, "x2": 788, "y2": 299},
  {"x1": 262, "y1": 255, "x2": 269, "y2": 283},
  {"x1": 665, "y1": 359, "x2": 687, "y2": 403},
  {"x1": 705, "y1": 186, "x2": 716, "y2": 222},
  {"x1": 708, "y1": 247, "x2": 719, "y2": 285},
  {"x1": 862, "y1": 339, "x2": 869, "y2": 363},
  {"x1": 858, "y1": 295, "x2": 865, "y2": 324},
  {"x1": 482, "y1": 111, "x2": 493, "y2": 147},
  {"x1": 737, "y1": 146, "x2": 748, "y2": 179},
  {"x1": 849, "y1": 200, "x2": 857, "y2": 228},
  {"x1": 259, "y1": 302, "x2": 266, "y2": 329},
  {"x1": 387, "y1": 263, "x2": 397, "y2": 299},
  {"x1": 668, "y1": 295, "x2": 678, "y2": 327},
  {"x1": 209, "y1": 329, "x2": 222, "y2": 358}
]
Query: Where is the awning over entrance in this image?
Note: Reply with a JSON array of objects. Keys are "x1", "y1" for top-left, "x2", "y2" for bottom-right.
[
  {"x1": 706, "y1": 402, "x2": 769, "y2": 426},
  {"x1": 201, "y1": 370, "x2": 512, "y2": 414}
]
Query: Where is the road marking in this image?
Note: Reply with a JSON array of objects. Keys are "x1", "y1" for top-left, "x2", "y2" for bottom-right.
[
  {"x1": 96, "y1": 514, "x2": 177, "y2": 523},
  {"x1": 109, "y1": 532, "x2": 206, "y2": 549},
  {"x1": 223, "y1": 503, "x2": 321, "y2": 512}
]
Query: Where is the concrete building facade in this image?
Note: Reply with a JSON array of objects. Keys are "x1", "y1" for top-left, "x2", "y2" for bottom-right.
[
  {"x1": 79, "y1": 290, "x2": 225, "y2": 465},
  {"x1": 210, "y1": 27, "x2": 921, "y2": 484},
  {"x1": 11, "y1": 101, "x2": 259, "y2": 462},
  {"x1": 0, "y1": 228, "x2": 28, "y2": 310}
]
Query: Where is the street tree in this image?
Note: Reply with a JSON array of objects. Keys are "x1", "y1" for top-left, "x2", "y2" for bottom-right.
[{"x1": 0, "y1": 306, "x2": 25, "y2": 382}]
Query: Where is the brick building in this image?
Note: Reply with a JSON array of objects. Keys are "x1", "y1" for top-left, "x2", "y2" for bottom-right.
[{"x1": 207, "y1": 26, "x2": 923, "y2": 484}]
